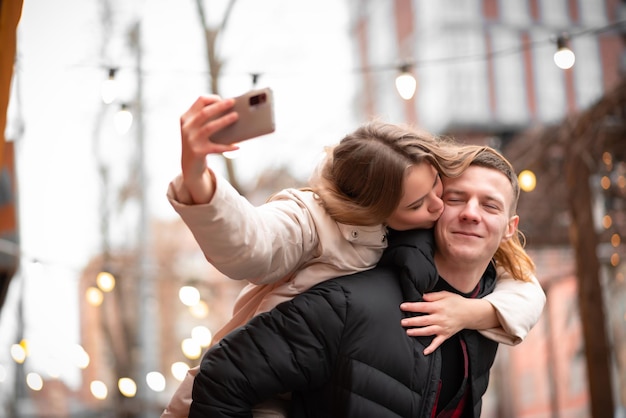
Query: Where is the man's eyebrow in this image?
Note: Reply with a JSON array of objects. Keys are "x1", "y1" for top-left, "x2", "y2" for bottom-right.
[{"x1": 405, "y1": 172, "x2": 439, "y2": 208}]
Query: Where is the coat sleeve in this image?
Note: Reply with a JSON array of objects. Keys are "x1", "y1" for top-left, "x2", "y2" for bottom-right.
[
  {"x1": 479, "y1": 269, "x2": 546, "y2": 345},
  {"x1": 189, "y1": 282, "x2": 347, "y2": 418},
  {"x1": 167, "y1": 173, "x2": 320, "y2": 284}
]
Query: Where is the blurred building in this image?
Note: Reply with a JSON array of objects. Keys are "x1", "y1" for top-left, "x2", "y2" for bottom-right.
[
  {"x1": 348, "y1": 0, "x2": 623, "y2": 134},
  {"x1": 348, "y1": 0, "x2": 626, "y2": 417},
  {"x1": 73, "y1": 219, "x2": 246, "y2": 415},
  {"x1": 70, "y1": 169, "x2": 301, "y2": 414}
]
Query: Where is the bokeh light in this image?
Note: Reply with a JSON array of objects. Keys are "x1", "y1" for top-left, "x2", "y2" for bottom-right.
[
  {"x1": 146, "y1": 371, "x2": 166, "y2": 392},
  {"x1": 118, "y1": 377, "x2": 137, "y2": 397},
  {"x1": 90, "y1": 380, "x2": 108, "y2": 400},
  {"x1": 171, "y1": 362, "x2": 190, "y2": 382},
  {"x1": 179, "y1": 286, "x2": 200, "y2": 306}
]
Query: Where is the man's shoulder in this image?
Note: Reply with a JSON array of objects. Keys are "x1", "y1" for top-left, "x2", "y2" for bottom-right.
[
  {"x1": 320, "y1": 264, "x2": 397, "y2": 289},
  {"x1": 298, "y1": 265, "x2": 402, "y2": 311}
]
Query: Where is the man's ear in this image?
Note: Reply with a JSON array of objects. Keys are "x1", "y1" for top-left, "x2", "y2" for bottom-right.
[{"x1": 502, "y1": 215, "x2": 519, "y2": 242}]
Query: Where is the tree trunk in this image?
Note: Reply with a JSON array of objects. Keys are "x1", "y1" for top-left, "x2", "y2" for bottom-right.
[{"x1": 565, "y1": 149, "x2": 614, "y2": 418}]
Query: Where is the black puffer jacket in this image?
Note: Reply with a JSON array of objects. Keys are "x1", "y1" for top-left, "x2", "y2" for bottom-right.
[{"x1": 189, "y1": 229, "x2": 498, "y2": 418}]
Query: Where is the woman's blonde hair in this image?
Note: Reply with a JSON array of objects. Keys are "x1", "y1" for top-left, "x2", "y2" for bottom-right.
[
  {"x1": 466, "y1": 147, "x2": 536, "y2": 282},
  {"x1": 307, "y1": 120, "x2": 485, "y2": 227}
]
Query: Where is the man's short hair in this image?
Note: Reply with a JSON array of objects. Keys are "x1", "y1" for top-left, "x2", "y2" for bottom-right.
[{"x1": 469, "y1": 147, "x2": 520, "y2": 212}]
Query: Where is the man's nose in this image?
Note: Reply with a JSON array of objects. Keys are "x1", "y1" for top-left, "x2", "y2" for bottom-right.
[{"x1": 459, "y1": 199, "x2": 480, "y2": 222}]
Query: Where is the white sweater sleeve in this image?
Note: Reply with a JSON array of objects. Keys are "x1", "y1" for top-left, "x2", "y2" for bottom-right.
[
  {"x1": 167, "y1": 173, "x2": 319, "y2": 284},
  {"x1": 479, "y1": 268, "x2": 546, "y2": 345}
]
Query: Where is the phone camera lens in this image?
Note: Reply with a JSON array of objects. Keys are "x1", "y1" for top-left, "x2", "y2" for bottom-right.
[{"x1": 249, "y1": 93, "x2": 267, "y2": 106}]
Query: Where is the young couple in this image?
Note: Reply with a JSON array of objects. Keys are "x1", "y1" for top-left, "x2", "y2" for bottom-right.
[{"x1": 164, "y1": 94, "x2": 546, "y2": 417}]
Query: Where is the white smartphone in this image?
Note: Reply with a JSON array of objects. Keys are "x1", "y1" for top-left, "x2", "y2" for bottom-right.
[{"x1": 211, "y1": 87, "x2": 276, "y2": 144}]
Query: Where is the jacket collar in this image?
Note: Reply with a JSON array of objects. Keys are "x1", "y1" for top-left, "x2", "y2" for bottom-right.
[{"x1": 378, "y1": 228, "x2": 497, "y2": 301}]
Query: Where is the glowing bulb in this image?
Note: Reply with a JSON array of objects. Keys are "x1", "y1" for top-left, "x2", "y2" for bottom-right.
[
  {"x1": 181, "y1": 338, "x2": 202, "y2": 360},
  {"x1": 96, "y1": 271, "x2": 115, "y2": 292},
  {"x1": 179, "y1": 286, "x2": 200, "y2": 306},
  {"x1": 86, "y1": 286, "x2": 103, "y2": 306},
  {"x1": 115, "y1": 104, "x2": 133, "y2": 134},
  {"x1": 101, "y1": 68, "x2": 118, "y2": 104},
  {"x1": 611, "y1": 234, "x2": 621, "y2": 247},
  {"x1": 26, "y1": 373, "x2": 43, "y2": 391},
  {"x1": 395, "y1": 67, "x2": 417, "y2": 100},
  {"x1": 90, "y1": 380, "x2": 108, "y2": 400},
  {"x1": 189, "y1": 300, "x2": 209, "y2": 318},
  {"x1": 71, "y1": 344, "x2": 90, "y2": 369},
  {"x1": 146, "y1": 371, "x2": 166, "y2": 392},
  {"x1": 171, "y1": 362, "x2": 190, "y2": 381},
  {"x1": 192, "y1": 326, "x2": 213, "y2": 347},
  {"x1": 554, "y1": 37, "x2": 575, "y2": 69},
  {"x1": 118, "y1": 377, "x2": 137, "y2": 397},
  {"x1": 601, "y1": 175, "x2": 611, "y2": 190},
  {"x1": 10, "y1": 344, "x2": 26, "y2": 364},
  {"x1": 518, "y1": 170, "x2": 537, "y2": 192}
]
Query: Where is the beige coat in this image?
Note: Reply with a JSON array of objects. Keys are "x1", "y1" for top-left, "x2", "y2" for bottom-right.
[{"x1": 163, "y1": 173, "x2": 546, "y2": 418}]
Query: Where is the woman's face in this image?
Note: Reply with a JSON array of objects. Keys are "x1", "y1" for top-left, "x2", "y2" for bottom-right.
[{"x1": 385, "y1": 162, "x2": 444, "y2": 231}]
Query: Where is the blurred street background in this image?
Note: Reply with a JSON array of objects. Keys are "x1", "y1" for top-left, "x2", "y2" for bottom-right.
[{"x1": 0, "y1": 0, "x2": 625, "y2": 417}]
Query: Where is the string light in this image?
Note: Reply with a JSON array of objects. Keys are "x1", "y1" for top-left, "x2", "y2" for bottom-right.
[
  {"x1": 611, "y1": 253, "x2": 620, "y2": 267},
  {"x1": 90, "y1": 380, "x2": 108, "y2": 400},
  {"x1": 395, "y1": 64, "x2": 417, "y2": 100},
  {"x1": 553, "y1": 35, "x2": 575, "y2": 69},
  {"x1": 118, "y1": 377, "x2": 138, "y2": 397},
  {"x1": 10, "y1": 343, "x2": 27, "y2": 363},
  {"x1": 181, "y1": 338, "x2": 202, "y2": 360},
  {"x1": 96, "y1": 271, "x2": 116, "y2": 292},
  {"x1": 171, "y1": 362, "x2": 190, "y2": 381},
  {"x1": 146, "y1": 371, "x2": 166, "y2": 392},
  {"x1": 95, "y1": 21, "x2": 623, "y2": 108},
  {"x1": 71, "y1": 344, "x2": 91, "y2": 369},
  {"x1": 26, "y1": 373, "x2": 44, "y2": 391},
  {"x1": 191, "y1": 325, "x2": 213, "y2": 348},
  {"x1": 189, "y1": 300, "x2": 209, "y2": 318},
  {"x1": 611, "y1": 234, "x2": 621, "y2": 247},
  {"x1": 86, "y1": 286, "x2": 104, "y2": 306},
  {"x1": 114, "y1": 103, "x2": 133, "y2": 134},
  {"x1": 518, "y1": 170, "x2": 537, "y2": 192},
  {"x1": 179, "y1": 285, "x2": 200, "y2": 306},
  {"x1": 101, "y1": 68, "x2": 118, "y2": 104}
]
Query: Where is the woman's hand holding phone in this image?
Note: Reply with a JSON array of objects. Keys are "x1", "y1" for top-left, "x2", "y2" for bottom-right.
[
  {"x1": 178, "y1": 89, "x2": 275, "y2": 204},
  {"x1": 179, "y1": 95, "x2": 240, "y2": 205}
]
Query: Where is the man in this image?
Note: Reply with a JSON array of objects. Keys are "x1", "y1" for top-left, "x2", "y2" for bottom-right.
[{"x1": 189, "y1": 147, "x2": 529, "y2": 417}]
